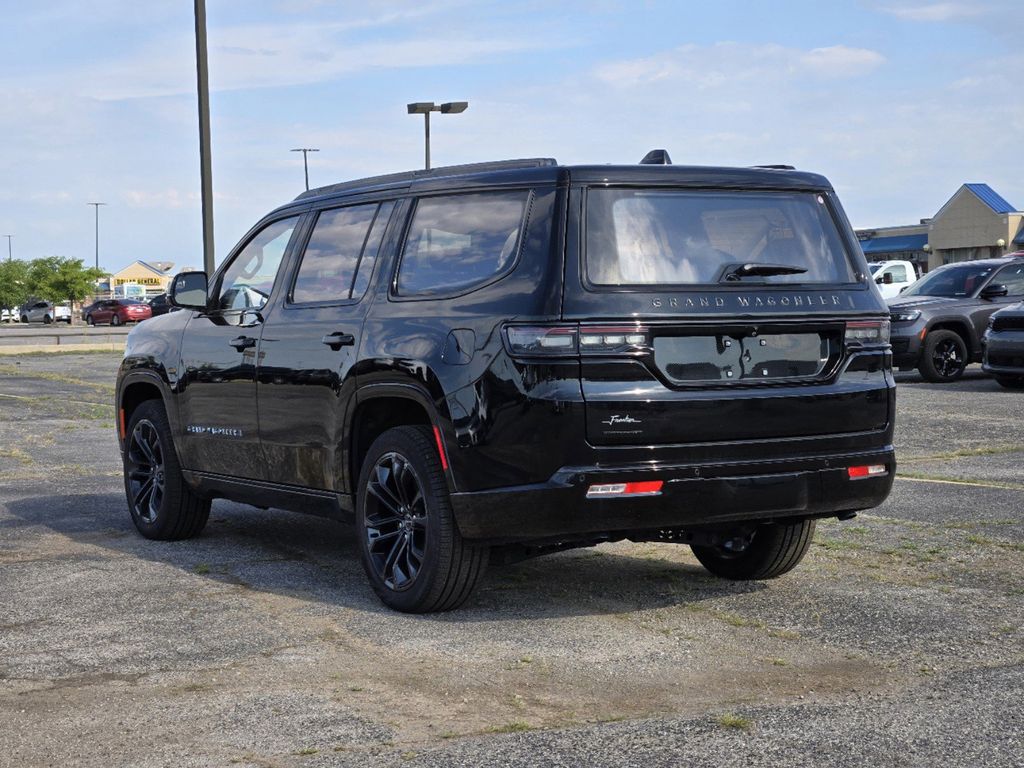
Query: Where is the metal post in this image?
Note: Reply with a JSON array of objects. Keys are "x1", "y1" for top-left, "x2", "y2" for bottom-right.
[
  {"x1": 87, "y1": 203, "x2": 106, "y2": 270},
  {"x1": 3, "y1": 235, "x2": 11, "y2": 261},
  {"x1": 424, "y1": 112, "x2": 431, "y2": 170},
  {"x1": 290, "y1": 148, "x2": 320, "y2": 191},
  {"x1": 194, "y1": 0, "x2": 216, "y2": 275}
]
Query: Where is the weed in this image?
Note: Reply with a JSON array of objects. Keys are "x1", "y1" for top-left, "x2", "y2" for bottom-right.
[
  {"x1": 716, "y1": 713, "x2": 751, "y2": 730},
  {"x1": 294, "y1": 747, "x2": 318, "y2": 756},
  {"x1": 487, "y1": 721, "x2": 533, "y2": 734},
  {"x1": 193, "y1": 563, "x2": 211, "y2": 575}
]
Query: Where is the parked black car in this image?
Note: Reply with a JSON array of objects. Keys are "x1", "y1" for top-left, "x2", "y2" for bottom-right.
[
  {"x1": 982, "y1": 301, "x2": 1024, "y2": 389},
  {"x1": 887, "y1": 255, "x2": 1024, "y2": 382},
  {"x1": 116, "y1": 155, "x2": 895, "y2": 612},
  {"x1": 147, "y1": 293, "x2": 174, "y2": 317}
]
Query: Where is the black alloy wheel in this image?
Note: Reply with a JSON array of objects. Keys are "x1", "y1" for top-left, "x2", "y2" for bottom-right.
[
  {"x1": 364, "y1": 452, "x2": 428, "y2": 591},
  {"x1": 122, "y1": 400, "x2": 209, "y2": 540},
  {"x1": 919, "y1": 330, "x2": 967, "y2": 383},
  {"x1": 356, "y1": 425, "x2": 488, "y2": 612},
  {"x1": 126, "y1": 419, "x2": 165, "y2": 525}
]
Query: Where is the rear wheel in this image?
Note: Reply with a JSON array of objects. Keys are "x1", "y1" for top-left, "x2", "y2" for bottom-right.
[
  {"x1": 691, "y1": 519, "x2": 816, "y2": 580},
  {"x1": 20, "y1": 316, "x2": 27, "y2": 323},
  {"x1": 123, "y1": 400, "x2": 210, "y2": 540},
  {"x1": 919, "y1": 330, "x2": 967, "y2": 383},
  {"x1": 356, "y1": 425, "x2": 488, "y2": 612},
  {"x1": 43, "y1": 314, "x2": 52, "y2": 324},
  {"x1": 995, "y1": 375, "x2": 1024, "y2": 390},
  {"x1": 111, "y1": 314, "x2": 122, "y2": 326}
]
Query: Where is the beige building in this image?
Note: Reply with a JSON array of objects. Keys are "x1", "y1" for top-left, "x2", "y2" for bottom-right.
[
  {"x1": 110, "y1": 261, "x2": 176, "y2": 295},
  {"x1": 857, "y1": 184, "x2": 1024, "y2": 273}
]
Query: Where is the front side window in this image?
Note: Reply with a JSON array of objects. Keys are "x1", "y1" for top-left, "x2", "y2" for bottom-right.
[
  {"x1": 992, "y1": 263, "x2": 1024, "y2": 295},
  {"x1": 902, "y1": 264, "x2": 995, "y2": 298},
  {"x1": 292, "y1": 204, "x2": 378, "y2": 304},
  {"x1": 887, "y1": 264, "x2": 908, "y2": 282},
  {"x1": 586, "y1": 189, "x2": 856, "y2": 286},
  {"x1": 396, "y1": 191, "x2": 529, "y2": 297},
  {"x1": 218, "y1": 216, "x2": 299, "y2": 311}
]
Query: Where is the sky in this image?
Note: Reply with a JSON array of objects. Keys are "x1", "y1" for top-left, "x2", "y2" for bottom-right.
[{"x1": 1, "y1": 0, "x2": 1022, "y2": 274}]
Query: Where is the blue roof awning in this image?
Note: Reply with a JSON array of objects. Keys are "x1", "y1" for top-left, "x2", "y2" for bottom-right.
[{"x1": 859, "y1": 234, "x2": 928, "y2": 255}]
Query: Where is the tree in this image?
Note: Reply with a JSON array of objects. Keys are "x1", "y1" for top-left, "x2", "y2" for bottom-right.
[
  {"x1": 0, "y1": 259, "x2": 31, "y2": 313},
  {"x1": 26, "y1": 257, "x2": 105, "y2": 306}
]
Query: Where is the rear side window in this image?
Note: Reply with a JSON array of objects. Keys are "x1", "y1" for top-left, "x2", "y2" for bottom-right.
[
  {"x1": 396, "y1": 191, "x2": 529, "y2": 297},
  {"x1": 586, "y1": 189, "x2": 856, "y2": 286},
  {"x1": 291, "y1": 204, "x2": 378, "y2": 304}
]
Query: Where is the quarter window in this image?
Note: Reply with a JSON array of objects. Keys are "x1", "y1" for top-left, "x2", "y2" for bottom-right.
[
  {"x1": 219, "y1": 216, "x2": 299, "y2": 311},
  {"x1": 396, "y1": 191, "x2": 529, "y2": 297},
  {"x1": 992, "y1": 264, "x2": 1024, "y2": 296}
]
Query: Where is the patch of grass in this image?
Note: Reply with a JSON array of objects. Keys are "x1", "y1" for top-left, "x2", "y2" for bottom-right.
[
  {"x1": 817, "y1": 538, "x2": 864, "y2": 552},
  {"x1": 294, "y1": 747, "x2": 318, "y2": 756},
  {"x1": 713, "y1": 610, "x2": 765, "y2": 629},
  {"x1": 439, "y1": 731, "x2": 458, "y2": 740},
  {"x1": 897, "y1": 472, "x2": 1024, "y2": 492},
  {"x1": 193, "y1": 563, "x2": 211, "y2": 575},
  {"x1": 487, "y1": 721, "x2": 533, "y2": 734},
  {"x1": 716, "y1": 713, "x2": 752, "y2": 730},
  {"x1": 0, "y1": 447, "x2": 34, "y2": 465},
  {"x1": 348, "y1": 685, "x2": 364, "y2": 692},
  {"x1": 767, "y1": 628, "x2": 801, "y2": 640},
  {"x1": 965, "y1": 534, "x2": 1024, "y2": 552},
  {"x1": 767, "y1": 657, "x2": 788, "y2": 667}
]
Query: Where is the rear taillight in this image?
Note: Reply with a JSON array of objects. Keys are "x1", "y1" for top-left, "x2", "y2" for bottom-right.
[
  {"x1": 504, "y1": 325, "x2": 578, "y2": 356},
  {"x1": 845, "y1": 320, "x2": 890, "y2": 346},
  {"x1": 578, "y1": 325, "x2": 649, "y2": 353}
]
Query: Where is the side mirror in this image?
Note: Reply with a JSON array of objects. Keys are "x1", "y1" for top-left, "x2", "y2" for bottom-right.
[
  {"x1": 980, "y1": 283, "x2": 1008, "y2": 300},
  {"x1": 169, "y1": 271, "x2": 209, "y2": 310}
]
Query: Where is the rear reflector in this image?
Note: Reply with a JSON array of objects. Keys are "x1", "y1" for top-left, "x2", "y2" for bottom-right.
[
  {"x1": 847, "y1": 464, "x2": 887, "y2": 479},
  {"x1": 586, "y1": 480, "x2": 663, "y2": 498},
  {"x1": 432, "y1": 425, "x2": 449, "y2": 471}
]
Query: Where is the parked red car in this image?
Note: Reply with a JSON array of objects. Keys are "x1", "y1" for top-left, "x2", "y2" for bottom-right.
[{"x1": 83, "y1": 299, "x2": 153, "y2": 326}]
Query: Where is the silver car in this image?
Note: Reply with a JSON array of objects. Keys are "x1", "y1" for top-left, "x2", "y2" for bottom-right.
[{"x1": 19, "y1": 300, "x2": 72, "y2": 324}]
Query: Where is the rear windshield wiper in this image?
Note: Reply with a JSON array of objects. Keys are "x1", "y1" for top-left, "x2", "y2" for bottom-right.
[{"x1": 719, "y1": 263, "x2": 808, "y2": 282}]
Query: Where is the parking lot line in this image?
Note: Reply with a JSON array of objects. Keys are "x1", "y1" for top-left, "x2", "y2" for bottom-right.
[{"x1": 896, "y1": 474, "x2": 1024, "y2": 492}]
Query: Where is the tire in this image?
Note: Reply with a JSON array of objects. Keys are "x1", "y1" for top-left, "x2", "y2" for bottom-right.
[
  {"x1": 20, "y1": 316, "x2": 27, "y2": 324},
  {"x1": 691, "y1": 519, "x2": 816, "y2": 580},
  {"x1": 123, "y1": 400, "x2": 210, "y2": 540},
  {"x1": 356, "y1": 425, "x2": 488, "y2": 613},
  {"x1": 111, "y1": 314, "x2": 122, "y2": 326},
  {"x1": 43, "y1": 314, "x2": 52, "y2": 324},
  {"x1": 919, "y1": 330, "x2": 967, "y2": 383},
  {"x1": 995, "y1": 375, "x2": 1024, "y2": 390}
]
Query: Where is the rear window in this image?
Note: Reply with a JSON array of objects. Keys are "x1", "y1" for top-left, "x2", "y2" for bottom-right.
[
  {"x1": 586, "y1": 189, "x2": 856, "y2": 286},
  {"x1": 396, "y1": 191, "x2": 529, "y2": 297}
]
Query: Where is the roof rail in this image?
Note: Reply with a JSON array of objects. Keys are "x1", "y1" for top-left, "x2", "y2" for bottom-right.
[
  {"x1": 294, "y1": 157, "x2": 559, "y2": 201},
  {"x1": 751, "y1": 164, "x2": 796, "y2": 171}
]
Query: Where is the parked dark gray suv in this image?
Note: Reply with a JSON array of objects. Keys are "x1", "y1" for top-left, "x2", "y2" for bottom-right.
[{"x1": 888, "y1": 255, "x2": 1024, "y2": 382}]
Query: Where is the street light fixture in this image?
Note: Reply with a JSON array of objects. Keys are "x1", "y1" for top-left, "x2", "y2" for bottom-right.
[
  {"x1": 291, "y1": 148, "x2": 320, "y2": 191},
  {"x1": 406, "y1": 101, "x2": 469, "y2": 170},
  {"x1": 87, "y1": 203, "x2": 107, "y2": 271}
]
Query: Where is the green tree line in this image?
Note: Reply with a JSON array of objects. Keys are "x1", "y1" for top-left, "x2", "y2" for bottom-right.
[{"x1": 0, "y1": 257, "x2": 106, "y2": 313}]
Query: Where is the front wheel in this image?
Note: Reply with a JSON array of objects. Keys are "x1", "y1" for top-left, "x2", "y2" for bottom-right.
[
  {"x1": 123, "y1": 400, "x2": 210, "y2": 540},
  {"x1": 919, "y1": 330, "x2": 967, "y2": 383},
  {"x1": 86, "y1": 315, "x2": 95, "y2": 326},
  {"x1": 356, "y1": 425, "x2": 488, "y2": 612},
  {"x1": 691, "y1": 519, "x2": 816, "y2": 580}
]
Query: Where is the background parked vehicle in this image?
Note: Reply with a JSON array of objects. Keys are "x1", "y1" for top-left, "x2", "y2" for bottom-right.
[
  {"x1": 982, "y1": 301, "x2": 1024, "y2": 389},
  {"x1": 868, "y1": 259, "x2": 919, "y2": 299},
  {"x1": 147, "y1": 293, "x2": 174, "y2": 317},
  {"x1": 19, "y1": 299, "x2": 72, "y2": 324},
  {"x1": 888, "y1": 254, "x2": 1024, "y2": 382},
  {"x1": 83, "y1": 298, "x2": 153, "y2": 326},
  {"x1": 1, "y1": 308, "x2": 19, "y2": 323}
]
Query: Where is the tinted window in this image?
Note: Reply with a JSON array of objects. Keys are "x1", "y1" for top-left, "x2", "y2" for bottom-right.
[
  {"x1": 586, "y1": 189, "x2": 855, "y2": 286},
  {"x1": 396, "y1": 191, "x2": 529, "y2": 296},
  {"x1": 352, "y1": 201, "x2": 395, "y2": 299},
  {"x1": 902, "y1": 263, "x2": 995, "y2": 298},
  {"x1": 292, "y1": 204, "x2": 377, "y2": 304},
  {"x1": 218, "y1": 216, "x2": 299, "y2": 311},
  {"x1": 992, "y1": 263, "x2": 1024, "y2": 295}
]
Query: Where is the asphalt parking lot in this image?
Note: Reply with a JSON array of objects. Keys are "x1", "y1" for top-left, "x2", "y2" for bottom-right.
[{"x1": 1, "y1": 354, "x2": 1022, "y2": 767}]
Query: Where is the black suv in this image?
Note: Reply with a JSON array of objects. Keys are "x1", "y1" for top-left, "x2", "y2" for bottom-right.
[
  {"x1": 888, "y1": 254, "x2": 1024, "y2": 382},
  {"x1": 116, "y1": 155, "x2": 895, "y2": 612}
]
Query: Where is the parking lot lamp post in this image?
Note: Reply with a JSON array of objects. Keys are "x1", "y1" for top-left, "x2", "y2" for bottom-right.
[
  {"x1": 290, "y1": 148, "x2": 320, "y2": 191},
  {"x1": 87, "y1": 203, "x2": 106, "y2": 270},
  {"x1": 4, "y1": 235, "x2": 10, "y2": 261},
  {"x1": 406, "y1": 101, "x2": 469, "y2": 170}
]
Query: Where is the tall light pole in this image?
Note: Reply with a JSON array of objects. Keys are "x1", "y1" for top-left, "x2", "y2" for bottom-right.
[
  {"x1": 291, "y1": 148, "x2": 319, "y2": 191},
  {"x1": 406, "y1": 101, "x2": 468, "y2": 170},
  {"x1": 194, "y1": 0, "x2": 215, "y2": 275},
  {"x1": 87, "y1": 203, "x2": 107, "y2": 270},
  {"x1": 3, "y1": 235, "x2": 11, "y2": 262}
]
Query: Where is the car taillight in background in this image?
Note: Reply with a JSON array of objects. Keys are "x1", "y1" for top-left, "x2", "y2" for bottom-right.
[{"x1": 845, "y1": 320, "x2": 890, "y2": 346}]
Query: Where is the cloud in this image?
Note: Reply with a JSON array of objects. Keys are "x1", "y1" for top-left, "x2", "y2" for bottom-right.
[{"x1": 880, "y1": 2, "x2": 985, "y2": 22}]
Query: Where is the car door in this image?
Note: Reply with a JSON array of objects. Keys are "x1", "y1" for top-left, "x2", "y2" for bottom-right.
[
  {"x1": 176, "y1": 214, "x2": 303, "y2": 478},
  {"x1": 257, "y1": 200, "x2": 398, "y2": 491}
]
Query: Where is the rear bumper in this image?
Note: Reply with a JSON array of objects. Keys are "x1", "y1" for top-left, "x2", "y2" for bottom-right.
[{"x1": 450, "y1": 447, "x2": 895, "y2": 543}]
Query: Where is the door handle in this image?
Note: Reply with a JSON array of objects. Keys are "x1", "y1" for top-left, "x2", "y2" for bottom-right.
[
  {"x1": 229, "y1": 335, "x2": 257, "y2": 351},
  {"x1": 321, "y1": 331, "x2": 355, "y2": 350}
]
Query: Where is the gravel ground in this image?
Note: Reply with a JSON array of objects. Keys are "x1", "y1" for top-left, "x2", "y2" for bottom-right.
[{"x1": 0, "y1": 354, "x2": 1021, "y2": 767}]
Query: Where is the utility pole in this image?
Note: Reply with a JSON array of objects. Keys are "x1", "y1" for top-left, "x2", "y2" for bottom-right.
[
  {"x1": 87, "y1": 203, "x2": 106, "y2": 270},
  {"x1": 3, "y1": 235, "x2": 11, "y2": 261},
  {"x1": 406, "y1": 102, "x2": 469, "y2": 170},
  {"x1": 291, "y1": 148, "x2": 319, "y2": 191},
  {"x1": 194, "y1": 0, "x2": 216, "y2": 275}
]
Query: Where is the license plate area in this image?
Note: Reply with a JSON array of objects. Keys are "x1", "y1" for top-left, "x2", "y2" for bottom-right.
[{"x1": 652, "y1": 327, "x2": 840, "y2": 384}]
